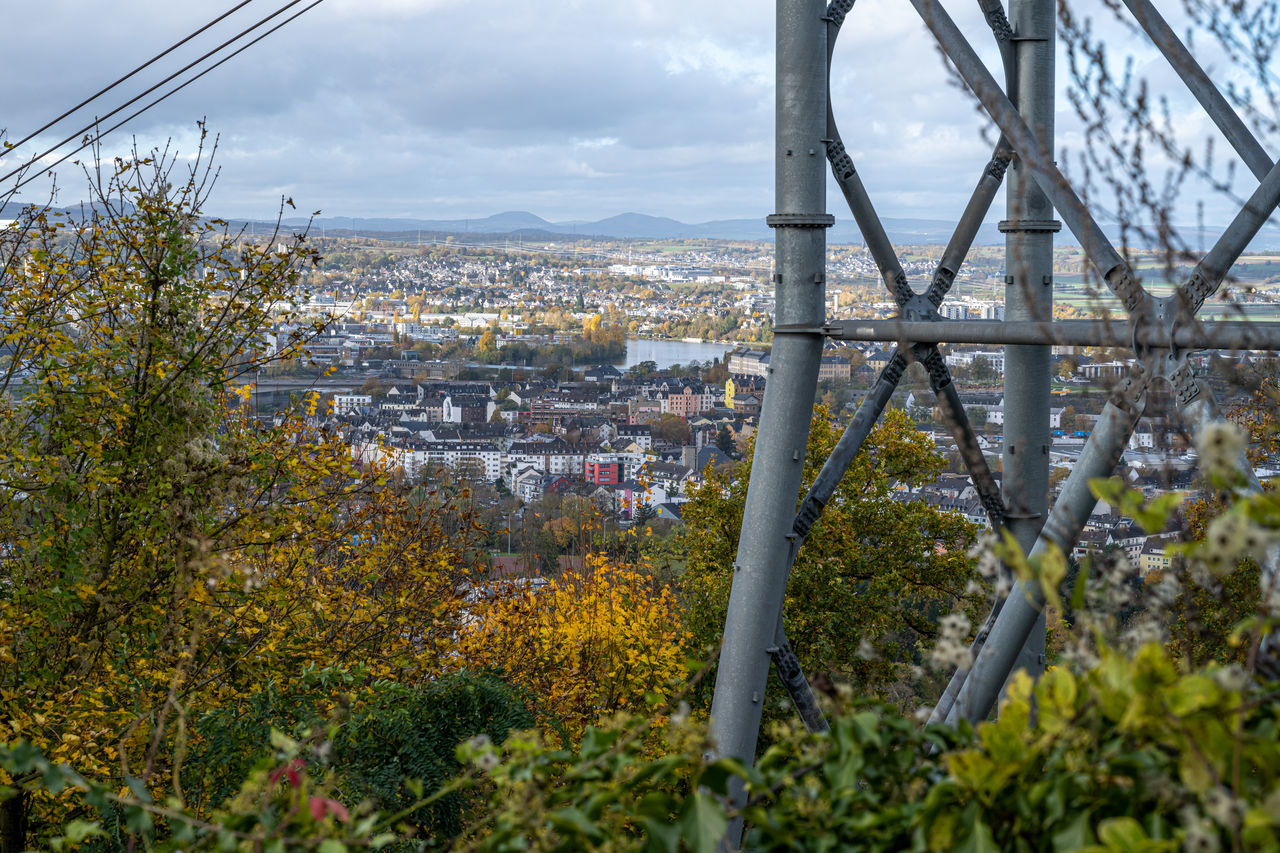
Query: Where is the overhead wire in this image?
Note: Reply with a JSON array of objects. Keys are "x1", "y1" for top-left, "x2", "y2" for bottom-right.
[
  {"x1": 1, "y1": 0, "x2": 258, "y2": 160},
  {"x1": 2, "y1": 0, "x2": 321, "y2": 191}
]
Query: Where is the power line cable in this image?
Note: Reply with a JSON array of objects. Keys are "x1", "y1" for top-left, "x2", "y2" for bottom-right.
[
  {"x1": 0, "y1": 0, "x2": 312, "y2": 188},
  {"x1": 1, "y1": 0, "x2": 258, "y2": 160},
  {"x1": 7, "y1": 0, "x2": 329, "y2": 198}
]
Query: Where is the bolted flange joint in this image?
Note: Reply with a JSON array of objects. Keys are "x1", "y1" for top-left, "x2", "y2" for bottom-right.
[{"x1": 766, "y1": 213, "x2": 836, "y2": 228}]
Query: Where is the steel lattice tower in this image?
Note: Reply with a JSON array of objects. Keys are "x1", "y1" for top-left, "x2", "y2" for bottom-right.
[{"x1": 710, "y1": 0, "x2": 1280, "y2": 840}]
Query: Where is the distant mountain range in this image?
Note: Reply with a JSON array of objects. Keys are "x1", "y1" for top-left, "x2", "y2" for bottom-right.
[
  {"x1": 274, "y1": 210, "x2": 1006, "y2": 245},
  {"x1": 269, "y1": 209, "x2": 1280, "y2": 250},
  {"x1": 8, "y1": 202, "x2": 1280, "y2": 249}
]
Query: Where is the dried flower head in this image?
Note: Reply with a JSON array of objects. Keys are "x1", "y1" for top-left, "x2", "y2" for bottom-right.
[
  {"x1": 1210, "y1": 664, "x2": 1250, "y2": 693},
  {"x1": 929, "y1": 637, "x2": 973, "y2": 671},
  {"x1": 1196, "y1": 421, "x2": 1247, "y2": 482},
  {"x1": 939, "y1": 612, "x2": 971, "y2": 641},
  {"x1": 1203, "y1": 786, "x2": 1242, "y2": 830}
]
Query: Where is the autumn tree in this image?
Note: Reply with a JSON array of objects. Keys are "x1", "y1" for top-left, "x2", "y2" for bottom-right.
[
  {"x1": 715, "y1": 425, "x2": 736, "y2": 457},
  {"x1": 454, "y1": 557, "x2": 690, "y2": 740},
  {"x1": 474, "y1": 326, "x2": 499, "y2": 362},
  {"x1": 651, "y1": 413, "x2": 692, "y2": 446},
  {"x1": 1060, "y1": 404, "x2": 1078, "y2": 432},
  {"x1": 969, "y1": 355, "x2": 998, "y2": 383},
  {"x1": 0, "y1": 147, "x2": 490, "y2": 850},
  {"x1": 681, "y1": 407, "x2": 981, "y2": 705}
]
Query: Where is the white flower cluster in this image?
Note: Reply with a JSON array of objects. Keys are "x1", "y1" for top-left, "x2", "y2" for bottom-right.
[
  {"x1": 1087, "y1": 551, "x2": 1138, "y2": 611},
  {"x1": 968, "y1": 532, "x2": 1011, "y2": 597},
  {"x1": 238, "y1": 563, "x2": 266, "y2": 593},
  {"x1": 1060, "y1": 635, "x2": 1099, "y2": 672},
  {"x1": 184, "y1": 436, "x2": 223, "y2": 466},
  {"x1": 464, "y1": 733, "x2": 500, "y2": 772},
  {"x1": 1196, "y1": 421, "x2": 1247, "y2": 483},
  {"x1": 1119, "y1": 614, "x2": 1164, "y2": 654},
  {"x1": 1145, "y1": 571, "x2": 1181, "y2": 611},
  {"x1": 1180, "y1": 811, "x2": 1221, "y2": 853},
  {"x1": 1209, "y1": 664, "x2": 1251, "y2": 693},
  {"x1": 1202, "y1": 786, "x2": 1244, "y2": 831},
  {"x1": 929, "y1": 611, "x2": 973, "y2": 671},
  {"x1": 1201, "y1": 508, "x2": 1274, "y2": 577}
]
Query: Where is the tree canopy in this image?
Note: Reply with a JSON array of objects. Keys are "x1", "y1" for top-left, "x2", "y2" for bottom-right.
[{"x1": 681, "y1": 406, "x2": 981, "y2": 703}]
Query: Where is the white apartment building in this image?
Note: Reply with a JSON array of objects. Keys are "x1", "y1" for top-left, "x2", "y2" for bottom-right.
[{"x1": 332, "y1": 394, "x2": 373, "y2": 416}]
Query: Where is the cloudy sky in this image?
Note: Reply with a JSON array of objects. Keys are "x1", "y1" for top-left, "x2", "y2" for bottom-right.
[{"x1": 0, "y1": 0, "x2": 1267, "y2": 227}]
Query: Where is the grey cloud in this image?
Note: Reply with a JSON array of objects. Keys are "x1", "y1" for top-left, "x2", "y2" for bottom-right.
[{"x1": 2, "y1": 0, "x2": 1271, "y2": 226}]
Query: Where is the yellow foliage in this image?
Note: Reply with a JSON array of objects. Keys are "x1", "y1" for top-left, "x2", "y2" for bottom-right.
[
  {"x1": 0, "y1": 153, "x2": 491, "y2": 836},
  {"x1": 455, "y1": 556, "x2": 690, "y2": 739}
]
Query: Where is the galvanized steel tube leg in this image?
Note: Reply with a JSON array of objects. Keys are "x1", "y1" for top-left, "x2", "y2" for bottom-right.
[
  {"x1": 709, "y1": 0, "x2": 829, "y2": 843},
  {"x1": 930, "y1": 595, "x2": 1007, "y2": 723},
  {"x1": 1000, "y1": 0, "x2": 1056, "y2": 684}
]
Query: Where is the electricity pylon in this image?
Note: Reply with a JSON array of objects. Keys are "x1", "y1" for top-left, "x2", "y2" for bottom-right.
[{"x1": 710, "y1": 0, "x2": 1280, "y2": 839}]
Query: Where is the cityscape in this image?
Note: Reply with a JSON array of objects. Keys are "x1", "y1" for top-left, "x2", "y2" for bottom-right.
[
  {"x1": 4, "y1": 0, "x2": 1280, "y2": 850},
  {"x1": 230, "y1": 233, "x2": 1280, "y2": 583}
]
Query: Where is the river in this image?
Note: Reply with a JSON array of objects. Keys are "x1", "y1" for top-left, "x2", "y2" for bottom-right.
[{"x1": 615, "y1": 338, "x2": 736, "y2": 370}]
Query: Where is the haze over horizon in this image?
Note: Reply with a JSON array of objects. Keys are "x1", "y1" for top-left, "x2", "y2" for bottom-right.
[{"x1": 1, "y1": 0, "x2": 1270, "y2": 235}]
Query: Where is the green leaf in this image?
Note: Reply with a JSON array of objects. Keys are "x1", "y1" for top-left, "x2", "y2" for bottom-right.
[
  {"x1": 579, "y1": 726, "x2": 620, "y2": 759},
  {"x1": 63, "y1": 820, "x2": 104, "y2": 843},
  {"x1": 1098, "y1": 817, "x2": 1147, "y2": 849},
  {"x1": 955, "y1": 818, "x2": 1000, "y2": 853},
  {"x1": 641, "y1": 817, "x2": 682, "y2": 853},
  {"x1": 1089, "y1": 476, "x2": 1126, "y2": 506},
  {"x1": 270, "y1": 729, "x2": 300, "y2": 754},
  {"x1": 547, "y1": 807, "x2": 605, "y2": 841},
  {"x1": 41, "y1": 763, "x2": 71, "y2": 794},
  {"x1": 124, "y1": 776, "x2": 153, "y2": 805},
  {"x1": 1136, "y1": 493, "x2": 1184, "y2": 535},
  {"x1": 1178, "y1": 752, "x2": 1214, "y2": 794},
  {"x1": 1167, "y1": 675, "x2": 1220, "y2": 716},
  {"x1": 1070, "y1": 555, "x2": 1090, "y2": 611},
  {"x1": 172, "y1": 819, "x2": 196, "y2": 844},
  {"x1": 1052, "y1": 810, "x2": 1092, "y2": 850},
  {"x1": 318, "y1": 840, "x2": 348, "y2": 853},
  {"x1": 83, "y1": 783, "x2": 109, "y2": 810},
  {"x1": 678, "y1": 792, "x2": 728, "y2": 853},
  {"x1": 124, "y1": 804, "x2": 154, "y2": 835},
  {"x1": 626, "y1": 756, "x2": 682, "y2": 790},
  {"x1": 697, "y1": 758, "x2": 747, "y2": 796}
]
